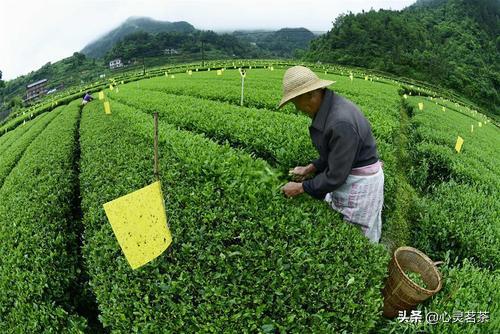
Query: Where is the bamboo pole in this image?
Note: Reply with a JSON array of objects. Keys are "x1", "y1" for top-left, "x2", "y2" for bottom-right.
[{"x1": 153, "y1": 112, "x2": 159, "y2": 180}]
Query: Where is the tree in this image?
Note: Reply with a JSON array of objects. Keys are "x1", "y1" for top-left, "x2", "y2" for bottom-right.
[
  {"x1": 71, "y1": 52, "x2": 86, "y2": 68},
  {"x1": 0, "y1": 70, "x2": 4, "y2": 89}
]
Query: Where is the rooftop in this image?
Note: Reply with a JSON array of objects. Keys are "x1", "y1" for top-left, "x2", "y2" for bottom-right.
[{"x1": 26, "y1": 79, "x2": 48, "y2": 89}]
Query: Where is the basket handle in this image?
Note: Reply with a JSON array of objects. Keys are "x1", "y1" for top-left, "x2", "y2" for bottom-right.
[{"x1": 433, "y1": 261, "x2": 444, "y2": 266}]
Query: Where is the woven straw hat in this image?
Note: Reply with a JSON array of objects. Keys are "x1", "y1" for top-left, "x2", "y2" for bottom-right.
[{"x1": 278, "y1": 66, "x2": 335, "y2": 108}]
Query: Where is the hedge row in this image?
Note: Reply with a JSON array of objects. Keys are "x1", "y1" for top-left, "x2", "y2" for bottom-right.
[
  {"x1": 109, "y1": 88, "x2": 315, "y2": 167},
  {"x1": 413, "y1": 182, "x2": 499, "y2": 270},
  {"x1": 79, "y1": 100, "x2": 389, "y2": 332},
  {"x1": 0, "y1": 112, "x2": 44, "y2": 156},
  {"x1": 0, "y1": 107, "x2": 61, "y2": 188},
  {"x1": 0, "y1": 102, "x2": 87, "y2": 332},
  {"x1": 404, "y1": 97, "x2": 499, "y2": 270},
  {"x1": 407, "y1": 97, "x2": 499, "y2": 194},
  {"x1": 109, "y1": 84, "x2": 410, "y2": 247}
]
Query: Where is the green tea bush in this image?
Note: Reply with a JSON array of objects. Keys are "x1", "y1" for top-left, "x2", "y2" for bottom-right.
[
  {"x1": 0, "y1": 102, "x2": 87, "y2": 332},
  {"x1": 79, "y1": 100, "x2": 389, "y2": 333},
  {"x1": 413, "y1": 182, "x2": 499, "y2": 270},
  {"x1": 0, "y1": 108, "x2": 61, "y2": 187}
]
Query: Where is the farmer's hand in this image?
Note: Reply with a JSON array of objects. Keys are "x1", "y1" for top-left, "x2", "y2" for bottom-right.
[
  {"x1": 281, "y1": 182, "x2": 304, "y2": 198},
  {"x1": 289, "y1": 164, "x2": 316, "y2": 181}
]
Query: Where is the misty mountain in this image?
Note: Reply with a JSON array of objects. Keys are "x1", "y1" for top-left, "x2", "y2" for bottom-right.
[{"x1": 81, "y1": 17, "x2": 196, "y2": 58}]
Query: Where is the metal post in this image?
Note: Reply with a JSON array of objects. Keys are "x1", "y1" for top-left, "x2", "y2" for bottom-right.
[
  {"x1": 240, "y1": 76, "x2": 245, "y2": 106},
  {"x1": 153, "y1": 112, "x2": 159, "y2": 181}
]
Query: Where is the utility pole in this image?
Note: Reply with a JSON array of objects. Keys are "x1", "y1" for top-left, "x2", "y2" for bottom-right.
[{"x1": 201, "y1": 40, "x2": 205, "y2": 67}]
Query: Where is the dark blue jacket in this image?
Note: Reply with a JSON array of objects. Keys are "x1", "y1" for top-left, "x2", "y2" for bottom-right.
[{"x1": 302, "y1": 89, "x2": 379, "y2": 199}]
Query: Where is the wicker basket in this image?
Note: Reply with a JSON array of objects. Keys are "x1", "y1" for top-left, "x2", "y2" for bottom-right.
[{"x1": 382, "y1": 246, "x2": 442, "y2": 318}]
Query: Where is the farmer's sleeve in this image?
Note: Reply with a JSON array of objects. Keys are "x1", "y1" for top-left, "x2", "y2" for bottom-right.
[
  {"x1": 302, "y1": 122, "x2": 360, "y2": 199},
  {"x1": 311, "y1": 157, "x2": 327, "y2": 172}
]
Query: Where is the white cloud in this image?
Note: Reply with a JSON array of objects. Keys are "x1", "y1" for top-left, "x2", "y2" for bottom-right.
[{"x1": 0, "y1": 0, "x2": 415, "y2": 80}]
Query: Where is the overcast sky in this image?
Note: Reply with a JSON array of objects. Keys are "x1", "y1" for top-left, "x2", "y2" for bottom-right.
[{"x1": 0, "y1": 0, "x2": 415, "y2": 80}]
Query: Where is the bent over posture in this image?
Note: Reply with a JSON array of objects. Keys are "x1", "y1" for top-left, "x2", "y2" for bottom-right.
[{"x1": 280, "y1": 66, "x2": 384, "y2": 243}]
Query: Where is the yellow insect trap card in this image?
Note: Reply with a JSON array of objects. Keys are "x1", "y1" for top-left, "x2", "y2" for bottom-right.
[
  {"x1": 104, "y1": 101, "x2": 111, "y2": 114},
  {"x1": 98, "y1": 91, "x2": 104, "y2": 101},
  {"x1": 455, "y1": 136, "x2": 464, "y2": 153},
  {"x1": 103, "y1": 181, "x2": 172, "y2": 270}
]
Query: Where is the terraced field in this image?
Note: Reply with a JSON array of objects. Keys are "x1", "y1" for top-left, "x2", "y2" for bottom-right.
[{"x1": 0, "y1": 63, "x2": 498, "y2": 332}]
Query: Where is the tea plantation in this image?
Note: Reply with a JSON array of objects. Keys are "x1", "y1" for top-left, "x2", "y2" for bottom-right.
[{"x1": 0, "y1": 61, "x2": 498, "y2": 333}]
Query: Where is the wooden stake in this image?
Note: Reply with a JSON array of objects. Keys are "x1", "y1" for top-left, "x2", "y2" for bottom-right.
[{"x1": 154, "y1": 112, "x2": 159, "y2": 180}]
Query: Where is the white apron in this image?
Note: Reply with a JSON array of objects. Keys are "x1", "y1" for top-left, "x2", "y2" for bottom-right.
[{"x1": 324, "y1": 162, "x2": 384, "y2": 243}]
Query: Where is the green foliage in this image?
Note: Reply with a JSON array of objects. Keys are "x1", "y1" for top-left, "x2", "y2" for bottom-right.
[
  {"x1": 404, "y1": 96, "x2": 499, "y2": 270},
  {"x1": 81, "y1": 17, "x2": 196, "y2": 58},
  {"x1": 107, "y1": 68, "x2": 409, "y2": 247},
  {"x1": 306, "y1": 0, "x2": 500, "y2": 117},
  {"x1": 109, "y1": 87, "x2": 315, "y2": 167},
  {"x1": 105, "y1": 29, "x2": 265, "y2": 62},
  {"x1": 256, "y1": 28, "x2": 316, "y2": 57},
  {"x1": 0, "y1": 107, "x2": 60, "y2": 187},
  {"x1": 79, "y1": 100, "x2": 389, "y2": 332},
  {"x1": 0, "y1": 102, "x2": 87, "y2": 332},
  {"x1": 413, "y1": 182, "x2": 499, "y2": 269},
  {"x1": 0, "y1": 60, "x2": 497, "y2": 331},
  {"x1": 0, "y1": 55, "x2": 108, "y2": 108}
]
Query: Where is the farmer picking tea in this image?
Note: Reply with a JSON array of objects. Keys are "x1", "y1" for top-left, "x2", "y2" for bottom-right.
[{"x1": 280, "y1": 66, "x2": 384, "y2": 243}]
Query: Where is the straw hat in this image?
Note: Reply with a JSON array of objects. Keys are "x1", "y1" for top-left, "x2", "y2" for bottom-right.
[{"x1": 278, "y1": 66, "x2": 335, "y2": 108}]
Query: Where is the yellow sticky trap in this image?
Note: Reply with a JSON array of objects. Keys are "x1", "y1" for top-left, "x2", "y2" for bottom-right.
[
  {"x1": 418, "y1": 102, "x2": 424, "y2": 111},
  {"x1": 110, "y1": 84, "x2": 114, "y2": 91},
  {"x1": 104, "y1": 101, "x2": 111, "y2": 114},
  {"x1": 471, "y1": 124, "x2": 474, "y2": 133},
  {"x1": 217, "y1": 70, "x2": 222, "y2": 76},
  {"x1": 103, "y1": 181, "x2": 172, "y2": 270},
  {"x1": 207, "y1": 68, "x2": 211, "y2": 71},
  {"x1": 403, "y1": 94, "x2": 408, "y2": 99},
  {"x1": 170, "y1": 75, "x2": 175, "y2": 79},
  {"x1": 99, "y1": 91, "x2": 104, "y2": 101},
  {"x1": 165, "y1": 71, "x2": 168, "y2": 77},
  {"x1": 121, "y1": 80, "x2": 124, "y2": 85},
  {"x1": 365, "y1": 76, "x2": 368, "y2": 80},
  {"x1": 455, "y1": 136, "x2": 464, "y2": 153},
  {"x1": 478, "y1": 122, "x2": 482, "y2": 127},
  {"x1": 442, "y1": 106, "x2": 446, "y2": 112},
  {"x1": 188, "y1": 70, "x2": 193, "y2": 75},
  {"x1": 270, "y1": 66, "x2": 274, "y2": 71}
]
